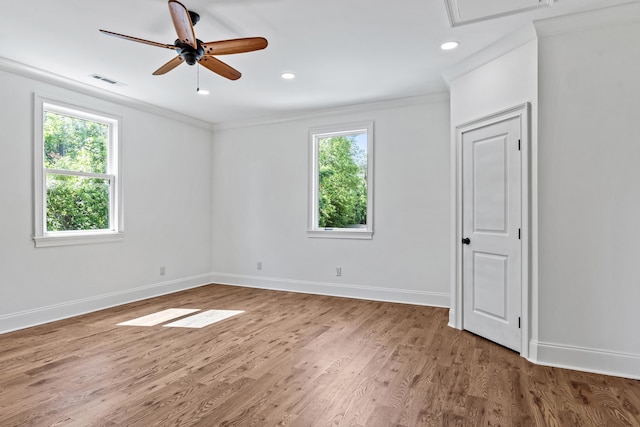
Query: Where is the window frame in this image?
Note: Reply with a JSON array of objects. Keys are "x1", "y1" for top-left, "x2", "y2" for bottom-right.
[
  {"x1": 33, "y1": 94, "x2": 124, "y2": 247},
  {"x1": 307, "y1": 121, "x2": 374, "y2": 240}
]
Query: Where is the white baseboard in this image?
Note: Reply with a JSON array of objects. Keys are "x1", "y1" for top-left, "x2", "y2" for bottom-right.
[
  {"x1": 209, "y1": 272, "x2": 450, "y2": 308},
  {"x1": 0, "y1": 273, "x2": 212, "y2": 334},
  {"x1": 530, "y1": 340, "x2": 640, "y2": 381}
]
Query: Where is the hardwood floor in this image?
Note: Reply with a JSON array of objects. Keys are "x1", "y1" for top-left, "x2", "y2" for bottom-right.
[{"x1": 0, "y1": 284, "x2": 638, "y2": 426}]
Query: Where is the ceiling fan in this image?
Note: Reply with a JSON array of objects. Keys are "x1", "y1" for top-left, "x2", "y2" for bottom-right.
[{"x1": 99, "y1": 0, "x2": 267, "y2": 81}]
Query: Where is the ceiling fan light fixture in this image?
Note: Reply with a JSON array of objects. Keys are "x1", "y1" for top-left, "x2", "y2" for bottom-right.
[
  {"x1": 281, "y1": 72, "x2": 296, "y2": 80},
  {"x1": 441, "y1": 41, "x2": 460, "y2": 50}
]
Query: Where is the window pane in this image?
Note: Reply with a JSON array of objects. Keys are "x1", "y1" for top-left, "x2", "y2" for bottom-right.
[
  {"x1": 46, "y1": 174, "x2": 110, "y2": 232},
  {"x1": 318, "y1": 133, "x2": 368, "y2": 228},
  {"x1": 43, "y1": 111, "x2": 108, "y2": 174}
]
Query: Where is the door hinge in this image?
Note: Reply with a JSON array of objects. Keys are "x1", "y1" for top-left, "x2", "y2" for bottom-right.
[
  {"x1": 518, "y1": 139, "x2": 521, "y2": 151},
  {"x1": 518, "y1": 317, "x2": 521, "y2": 329},
  {"x1": 518, "y1": 228, "x2": 521, "y2": 239}
]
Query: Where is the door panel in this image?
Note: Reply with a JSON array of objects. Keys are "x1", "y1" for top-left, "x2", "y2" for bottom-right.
[
  {"x1": 473, "y1": 135, "x2": 507, "y2": 233},
  {"x1": 472, "y1": 252, "x2": 507, "y2": 320},
  {"x1": 462, "y1": 116, "x2": 521, "y2": 351}
]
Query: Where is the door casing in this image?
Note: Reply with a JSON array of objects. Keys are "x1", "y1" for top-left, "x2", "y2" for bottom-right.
[{"x1": 450, "y1": 103, "x2": 531, "y2": 358}]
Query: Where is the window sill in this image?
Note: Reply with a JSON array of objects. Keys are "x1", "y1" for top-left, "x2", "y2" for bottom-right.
[
  {"x1": 33, "y1": 232, "x2": 124, "y2": 248},
  {"x1": 307, "y1": 229, "x2": 373, "y2": 240}
]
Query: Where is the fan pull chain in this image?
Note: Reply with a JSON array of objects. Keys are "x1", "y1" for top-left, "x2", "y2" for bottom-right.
[{"x1": 196, "y1": 64, "x2": 209, "y2": 95}]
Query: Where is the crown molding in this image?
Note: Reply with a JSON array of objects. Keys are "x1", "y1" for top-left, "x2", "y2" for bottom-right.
[
  {"x1": 0, "y1": 56, "x2": 214, "y2": 131},
  {"x1": 212, "y1": 92, "x2": 450, "y2": 131}
]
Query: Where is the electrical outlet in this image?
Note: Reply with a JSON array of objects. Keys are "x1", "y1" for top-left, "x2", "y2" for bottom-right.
[
  {"x1": 160, "y1": 266, "x2": 166, "y2": 276},
  {"x1": 257, "y1": 261, "x2": 262, "y2": 270},
  {"x1": 336, "y1": 267, "x2": 342, "y2": 277}
]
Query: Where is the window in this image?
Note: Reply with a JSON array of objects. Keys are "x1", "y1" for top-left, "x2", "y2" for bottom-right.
[
  {"x1": 33, "y1": 95, "x2": 123, "y2": 247},
  {"x1": 308, "y1": 122, "x2": 374, "y2": 239}
]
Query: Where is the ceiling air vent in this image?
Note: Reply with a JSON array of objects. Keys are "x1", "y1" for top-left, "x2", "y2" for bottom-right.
[
  {"x1": 89, "y1": 74, "x2": 127, "y2": 87},
  {"x1": 444, "y1": 0, "x2": 554, "y2": 27}
]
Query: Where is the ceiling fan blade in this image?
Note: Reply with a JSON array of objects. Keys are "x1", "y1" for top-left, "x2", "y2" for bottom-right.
[
  {"x1": 198, "y1": 56, "x2": 241, "y2": 80},
  {"x1": 99, "y1": 29, "x2": 176, "y2": 50},
  {"x1": 201, "y1": 37, "x2": 268, "y2": 56},
  {"x1": 152, "y1": 56, "x2": 185, "y2": 75},
  {"x1": 168, "y1": 0, "x2": 197, "y2": 49}
]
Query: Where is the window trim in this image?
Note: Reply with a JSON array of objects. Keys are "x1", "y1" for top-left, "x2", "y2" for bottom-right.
[
  {"x1": 33, "y1": 94, "x2": 124, "y2": 247},
  {"x1": 307, "y1": 121, "x2": 374, "y2": 240}
]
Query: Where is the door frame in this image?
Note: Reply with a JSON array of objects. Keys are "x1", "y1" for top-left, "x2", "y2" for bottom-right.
[{"x1": 450, "y1": 103, "x2": 531, "y2": 358}]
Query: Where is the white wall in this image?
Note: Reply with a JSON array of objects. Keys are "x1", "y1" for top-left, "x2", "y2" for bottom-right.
[
  {"x1": 534, "y1": 4, "x2": 640, "y2": 377},
  {"x1": 0, "y1": 66, "x2": 214, "y2": 332},
  {"x1": 448, "y1": 39, "x2": 538, "y2": 126},
  {"x1": 210, "y1": 96, "x2": 451, "y2": 306}
]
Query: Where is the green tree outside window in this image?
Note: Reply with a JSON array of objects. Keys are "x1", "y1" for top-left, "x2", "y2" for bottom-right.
[
  {"x1": 317, "y1": 135, "x2": 367, "y2": 228},
  {"x1": 43, "y1": 112, "x2": 111, "y2": 231}
]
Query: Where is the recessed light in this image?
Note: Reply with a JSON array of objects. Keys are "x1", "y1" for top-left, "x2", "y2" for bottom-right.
[
  {"x1": 281, "y1": 72, "x2": 296, "y2": 80},
  {"x1": 441, "y1": 41, "x2": 460, "y2": 50}
]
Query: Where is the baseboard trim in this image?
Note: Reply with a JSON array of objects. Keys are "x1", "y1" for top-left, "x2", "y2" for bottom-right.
[
  {"x1": 209, "y1": 272, "x2": 449, "y2": 308},
  {"x1": 0, "y1": 273, "x2": 212, "y2": 334},
  {"x1": 530, "y1": 340, "x2": 640, "y2": 380}
]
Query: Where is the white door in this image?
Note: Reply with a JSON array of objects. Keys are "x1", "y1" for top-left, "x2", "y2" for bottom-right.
[{"x1": 462, "y1": 115, "x2": 521, "y2": 352}]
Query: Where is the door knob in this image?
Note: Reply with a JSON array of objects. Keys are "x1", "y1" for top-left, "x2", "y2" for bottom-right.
[{"x1": 461, "y1": 237, "x2": 471, "y2": 245}]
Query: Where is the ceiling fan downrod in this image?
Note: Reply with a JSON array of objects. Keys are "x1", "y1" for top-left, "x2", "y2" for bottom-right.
[{"x1": 188, "y1": 10, "x2": 200, "y2": 26}]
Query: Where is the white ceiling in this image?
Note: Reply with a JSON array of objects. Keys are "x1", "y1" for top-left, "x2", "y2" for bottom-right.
[{"x1": 0, "y1": 0, "x2": 633, "y2": 125}]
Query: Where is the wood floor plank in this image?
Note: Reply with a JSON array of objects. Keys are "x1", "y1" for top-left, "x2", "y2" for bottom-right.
[{"x1": 0, "y1": 284, "x2": 639, "y2": 426}]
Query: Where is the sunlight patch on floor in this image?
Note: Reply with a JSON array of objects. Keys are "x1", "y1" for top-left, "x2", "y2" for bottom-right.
[
  {"x1": 117, "y1": 308, "x2": 201, "y2": 326},
  {"x1": 163, "y1": 310, "x2": 245, "y2": 329},
  {"x1": 117, "y1": 308, "x2": 244, "y2": 328}
]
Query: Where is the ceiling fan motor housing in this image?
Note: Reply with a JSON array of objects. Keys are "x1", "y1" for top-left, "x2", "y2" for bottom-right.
[{"x1": 175, "y1": 39, "x2": 204, "y2": 65}]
